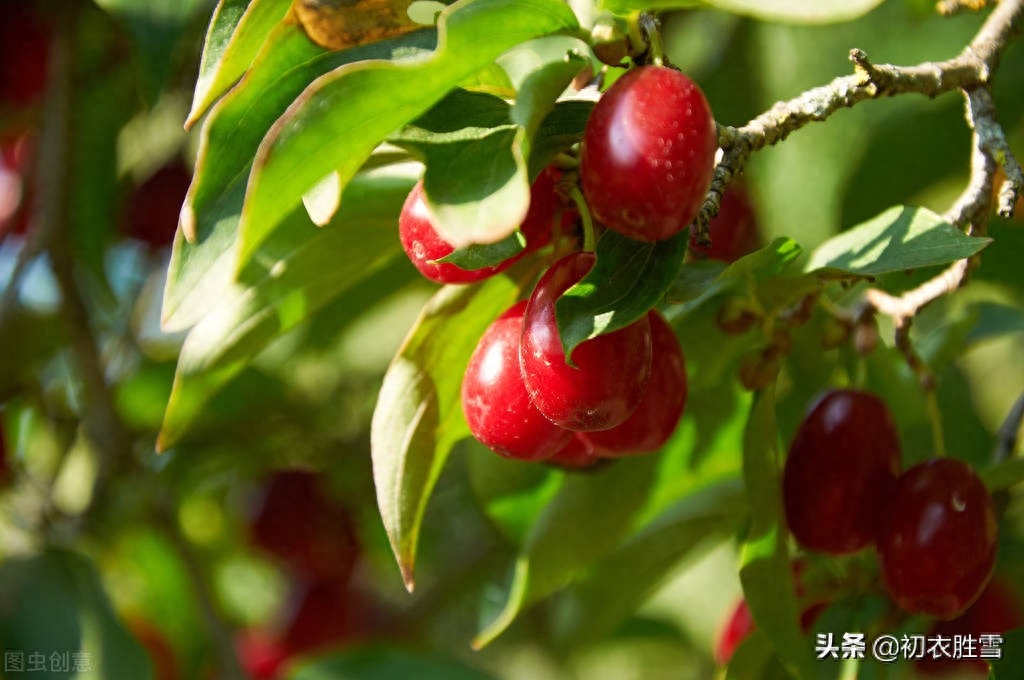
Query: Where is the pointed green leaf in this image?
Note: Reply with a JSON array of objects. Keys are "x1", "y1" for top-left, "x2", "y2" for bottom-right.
[
  {"x1": 437, "y1": 231, "x2": 527, "y2": 270},
  {"x1": 237, "y1": 0, "x2": 580, "y2": 271},
  {"x1": 556, "y1": 229, "x2": 688, "y2": 358},
  {"x1": 371, "y1": 270, "x2": 531, "y2": 591},
  {"x1": 739, "y1": 387, "x2": 820, "y2": 680},
  {"x1": 806, "y1": 206, "x2": 991, "y2": 278},
  {"x1": 473, "y1": 456, "x2": 658, "y2": 648},
  {"x1": 187, "y1": 0, "x2": 291, "y2": 128},
  {"x1": 158, "y1": 171, "x2": 416, "y2": 450}
]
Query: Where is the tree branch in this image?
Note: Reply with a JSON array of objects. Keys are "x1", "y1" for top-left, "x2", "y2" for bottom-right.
[{"x1": 692, "y1": 0, "x2": 1024, "y2": 244}]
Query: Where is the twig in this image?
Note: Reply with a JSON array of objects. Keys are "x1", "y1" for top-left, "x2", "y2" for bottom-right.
[
  {"x1": 692, "y1": 0, "x2": 1024, "y2": 244},
  {"x1": 937, "y1": 0, "x2": 992, "y2": 17},
  {"x1": 967, "y1": 88, "x2": 1024, "y2": 218}
]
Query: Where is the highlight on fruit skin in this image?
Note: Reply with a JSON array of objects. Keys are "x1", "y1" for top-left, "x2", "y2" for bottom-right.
[
  {"x1": 782, "y1": 388, "x2": 902, "y2": 555},
  {"x1": 580, "y1": 65, "x2": 717, "y2": 242}
]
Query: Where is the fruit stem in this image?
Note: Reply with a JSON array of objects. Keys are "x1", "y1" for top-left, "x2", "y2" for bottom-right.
[
  {"x1": 568, "y1": 185, "x2": 597, "y2": 252},
  {"x1": 636, "y1": 12, "x2": 665, "y2": 67},
  {"x1": 926, "y1": 390, "x2": 947, "y2": 458}
]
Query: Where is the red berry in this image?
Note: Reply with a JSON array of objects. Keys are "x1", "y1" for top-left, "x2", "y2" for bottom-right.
[
  {"x1": 783, "y1": 389, "x2": 902, "y2": 555},
  {"x1": 689, "y1": 184, "x2": 760, "y2": 262},
  {"x1": 546, "y1": 435, "x2": 601, "y2": 469},
  {"x1": 236, "y1": 629, "x2": 289, "y2": 680},
  {"x1": 124, "y1": 160, "x2": 191, "y2": 250},
  {"x1": 916, "y1": 577, "x2": 1022, "y2": 677},
  {"x1": 248, "y1": 470, "x2": 360, "y2": 582},
  {"x1": 877, "y1": 458, "x2": 998, "y2": 620},
  {"x1": 520, "y1": 253, "x2": 652, "y2": 431},
  {"x1": 0, "y1": 2, "x2": 50, "y2": 108},
  {"x1": 580, "y1": 66, "x2": 717, "y2": 242},
  {"x1": 581, "y1": 310, "x2": 686, "y2": 456},
  {"x1": 400, "y1": 170, "x2": 567, "y2": 284},
  {"x1": 519, "y1": 166, "x2": 577, "y2": 254},
  {"x1": 462, "y1": 301, "x2": 573, "y2": 461},
  {"x1": 715, "y1": 598, "x2": 756, "y2": 665},
  {"x1": 281, "y1": 581, "x2": 369, "y2": 656}
]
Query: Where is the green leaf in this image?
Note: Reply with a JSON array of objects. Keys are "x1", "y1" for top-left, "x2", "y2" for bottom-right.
[
  {"x1": 437, "y1": 231, "x2": 527, "y2": 269},
  {"x1": 529, "y1": 99, "x2": 593, "y2": 177},
  {"x1": 965, "y1": 301, "x2": 1024, "y2": 344},
  {"x1": 989, "y1": 628, "x2": 1024, "y2": 680},
  {"x1": 598, "y1": 0, "x2": 884, "y2": 24},
  {"x1": 0, "y1": 550, "x2": 153, "y2": 680},
  {"x1": 371, "y1": 271, "x2": 530, "y2": 592},
  {"x1": 739, "y1": 387, "x2": 820, "y2": 680},
  {"x1": 237, "y1": 0, "x2": 580, "y2": 271},
  {"x1": 158, "y1": 170, "x2": 416, "y2": 450},
  {"x1": 187, "y1": 0, "x2": 291, "y2": 127},
  {"x1": 667, "y1": 238, "x2": 803, "y2": 316},
  {"x1": 165, "y1": 23, "x2": 436, "y2": 330},
  {"x1": 805, "y1": 206, "x2": 991, "y2": 278},
  {"x1": 288, "y1": 646, "x2": 496, "y2": 680},
  {"x1": 725, "y1": 629, "x2": 776, "y2": 680},
  {"x1": 553, "y1": 478, "x2": 745, "y2": 647},
  {"x1": 473, "y1": 456, "x2": 658, "y2": 649},
  {"x1": 556, "y1": 230, "x2": 688, "y2": 358},
  {"x1": 500, "y1": 36, "x2": 591, "y2": 138}
]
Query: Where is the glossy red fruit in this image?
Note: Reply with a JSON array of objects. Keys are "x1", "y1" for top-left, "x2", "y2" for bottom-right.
[
  {"x1": 916, "y1": 577, "x2": 1023, "y2": 677},
  {"x1": 249, "y1": 470, "x2": 360, "y2": 582},
  {"x1": 689, "y1": 184, "x2": 760, "y2": 262},
  {"x1": 236, "y1": 629, "x2": 289, "y2": 680},
  {"x1": 546, "y1": 435, "x2": 601, "y2": 469},
  {"x1": 519, "y1": 166, "x2": 577, "y2": 253},
  {"x1": 400, "y1": 170, "x2": 567, "y2": 284},
  {"x1": 124, "y1": 160, "x2": 191, "y2": 250},
  {"x1": 580, "y1": 66, "x2": 717, "y2": 242},
  {"x1": 520, "y1": 253, "x2": 652, "y2": 431},
  {"x1": 462, "y1": 301, "x2": 573, "y2": 461},
  {"x1": 783, "y1": 389, "x2": 902, "y2": 555},
  {"x1": 0, "y1": 2, "x2": 50, "y2": 108},
  {"x1": 877, "y1": 458, "x2": 998, "y2": 620},
  {"x1": 581, "y1": 311, "x2": 686, "y2": 456}
]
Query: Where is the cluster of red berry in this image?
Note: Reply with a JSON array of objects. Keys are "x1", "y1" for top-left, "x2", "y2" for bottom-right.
[
  {"x1": 717, "y1": 390, "x2": 1008, "y2": 675},
  {"x1": 399, "y1": 65, "x2": 731, "y2": 466}
]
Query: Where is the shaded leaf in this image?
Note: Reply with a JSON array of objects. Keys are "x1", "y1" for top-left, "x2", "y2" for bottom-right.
[
  {"x1": 371, "y1": 270, "x2": 531, "y2": 591},
  {"x1": 437, "y1": 231, "x2": 527, "y2": 270},
  {"x1": 473, "y1": 456, "x2": 658, "y2": 648},
  {"x1": 237, "y1": 0, "x2": 579, "y2": 270},
  {"x1": 556, "y1": 229, "x2": 688, "y2": 357},
  {"x1": 598, "y1": 0, "x2": 884, "y2": 24},
  {"x1": 158, "y1": 171, "x2": 415, "y2": 450},
  {"x1": 0, "y1": 550, "x2": 153, "y2": 680},
  {"x1": 288, "y1": 645, "x2": 496, "y2": 680},
  {"x1": 806, "y1": 206, "x2": 991, "y2": 278},
  {"x1": 553, "y1": 478, "x2": 745, "y2": 647},
  {"x1": 739, "y1": 387, "x2": 820, "y2": 680},
  {"x1": 187, "y1": 0, "x2": 292, "y2": 127}
]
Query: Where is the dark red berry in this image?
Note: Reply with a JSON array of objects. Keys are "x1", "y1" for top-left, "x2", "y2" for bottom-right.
[
  {"x1": 877, "y1": 458, "x2": 998, "y2": 620},
  {"x1": 0, "y1": 2, "x2": 50, "y2": 108},
  {"x1": 783, "y1": 389, "x2": 902, "y2": 554},
  {"x1": 916, "y1": 577, "x2": 1022, "y2": 677},
  {"x1": 462, "y1": 301, "x2": 573, "y2": 461},
  {"x1": 124, "y1": 160, "x2": 191, "y2": 250},
  {"x1": 580, "y1": 66, "x2": 717, "y2": 242},
  {"x1": 546, "y1": 435, "x2": 600, "y2": 469},
  {"x1": 581, "y1": 311, "x2": 686, "y2": 456},
  {"x1": 520, "y1": 253, "x2": 652, "y2": 431},
  {"x1": 248, "y1": 470, "x2": 360, "y2": 582},
  {"x1": 689, "y1": 184, "x2": 760, "y2": 262},
  {"x1": 519, "y1": 166, "x2": 577, "y2": 254}
]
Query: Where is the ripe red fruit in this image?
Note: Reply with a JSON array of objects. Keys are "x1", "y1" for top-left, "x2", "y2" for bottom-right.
[
  {"x1": 399, "y1": 169, "x2": 569, "y2": 284},
  {"x1": 546, "y1": 435, "x2": 600, "y2": 469},
  {"x1": 877, "y1": 458, "x2": 998, "y2": 620},
  {"x1": 580, "y1": 66, "x2": 717, "y2": 242},
  {"x1": 462, "y1": 301, "x2": 573, "y2": 461},
  {"x1": 520, "y1": 252, "x2": 652, "y2": 431},
  {"x1": 782, "y1": 389, "x2": 902, "y2": 554},
  {"x1": 124, "y1": 159, "x2": 191, "y2": 250},
  {"x1": 248, "y1": 470, "x2": 360, "y2": 582},
  {"x1": 689, "y1": 184, "x2": 761, "y2": 262},
  {"x1": 916, "y1": 577, "x2": 1023, "y2": 677},
  {"x1": 0, "y1": 2, "x2": 50, "y2": 108},
  {"x1": 581, "y1": 310, "x2": 686, "y2": 456}
]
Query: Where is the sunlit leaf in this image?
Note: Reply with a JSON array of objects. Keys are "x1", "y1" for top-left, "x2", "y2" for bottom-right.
[
  {"x1": 806, "y1": 206, "x2": 991, "y2": 278},
  {"x1": 237, "y1": 0, "x2": 579, "y2": 271},
  {"x1": 371, "y1": 269, "x2": 532, "y2": 591}
]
